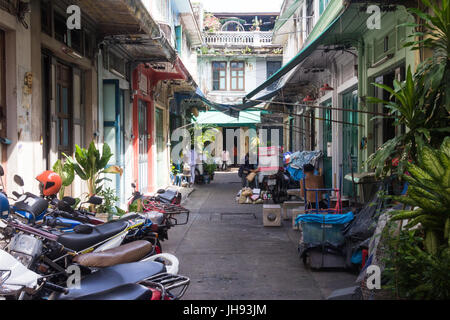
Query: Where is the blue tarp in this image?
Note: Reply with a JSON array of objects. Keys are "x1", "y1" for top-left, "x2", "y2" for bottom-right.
[
  {"x1": 295, "y1": 212, "x2": 354, "y2": 225},
  {"x1": 289, "y1": 150, "x2": 323, "y2": 169}
]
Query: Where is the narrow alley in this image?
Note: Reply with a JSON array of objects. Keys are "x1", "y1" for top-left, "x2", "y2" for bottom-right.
[{"x1": 164, "y1": 170, "x2": 356, "y2": 300}]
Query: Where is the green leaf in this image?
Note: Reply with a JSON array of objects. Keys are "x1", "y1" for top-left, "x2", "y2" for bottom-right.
[{"x1": 98, "y1": 143, "x2": 113, "y2": 170}]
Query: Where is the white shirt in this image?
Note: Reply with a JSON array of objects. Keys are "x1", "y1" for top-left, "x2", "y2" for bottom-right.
[{"x1": 222, "y1": 150, "x2": 230, "y2": 162}]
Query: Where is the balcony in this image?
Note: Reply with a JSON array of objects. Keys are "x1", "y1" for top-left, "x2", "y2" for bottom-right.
[{"x1": 203, "y1": 31, "x2": 275, "y2": 47}]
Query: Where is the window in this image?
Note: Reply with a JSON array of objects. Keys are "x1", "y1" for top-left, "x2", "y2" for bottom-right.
[
  {"x1": 54, "y1": 10, "x2": 68, "y2": 44},
  {"x1": 230, "y1": 61, "x2": 245, "y2": 91},
  {"x1": 306, "y1": 0, "x2": 315, "y2": 37},
  {"x1": 56, "y1": 63, "x2": 73, "y2": 158},
  {"x1": 267, "y1": 61, "x2": 282, "y2": 90},
  {"x1": 212, "y1": 62, "x2": 227, "y2": 91},
  {"x1": 319, "y1": 0, "x2": 330, "y2": 15},
  {"x1": 70, "y1": 29, "x2": 83, "y2": 54},
  {"x1": 41, "y1": 0, "x2": 52, "y2": 36}
]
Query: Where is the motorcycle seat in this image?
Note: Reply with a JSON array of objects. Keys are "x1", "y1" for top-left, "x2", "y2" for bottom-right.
[
  {"x1": 73, "y1": 240, "x2": 153, "y2": 268},
  {"x1": 59, "y1": 260, "x2": 165, "y2": 300},
  {"x1": 72, "y1": 283, "x2": 153, "y2": 300},
  {"x1": 57, "y1": 220, "x2": 128, "y2": 252}
]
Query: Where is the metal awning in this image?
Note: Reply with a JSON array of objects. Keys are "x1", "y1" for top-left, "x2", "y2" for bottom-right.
[
  {"x1": 78, "y1": 0, "x2": 177, "y2": 63},
  {"x1": 245, "y1": 5, "x2": 351, "y2": 101}
]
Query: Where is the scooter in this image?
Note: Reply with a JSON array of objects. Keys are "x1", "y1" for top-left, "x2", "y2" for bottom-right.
[
  {"x1": 0, "y1": 248, "x2": 189, "y2": 300},
  {"x1": 0, "y1": 167, "x2": 161, "y2": 252},
  {"x1": 127, "y1": 183, "x2": 189, "y2": 245}
]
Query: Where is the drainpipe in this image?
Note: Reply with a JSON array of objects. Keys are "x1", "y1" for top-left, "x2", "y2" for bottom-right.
[{"x1": 97, "y1": 47, "x2": 104, "y2": 145}]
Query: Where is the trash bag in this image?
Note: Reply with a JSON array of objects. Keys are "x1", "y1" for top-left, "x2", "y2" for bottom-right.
[{"x1": 342, "y1": 185, "x2": 388, "y2": 242}]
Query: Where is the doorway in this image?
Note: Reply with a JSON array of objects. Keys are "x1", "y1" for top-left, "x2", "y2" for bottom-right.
[
  {"x1": 322, "y1": 100, "x2": 332, "y2": 189},
  {"x1": 138, "y1": 99, "x2": 149, "y2": 192},
  {"x1": 0, "y1": 29, "x2": 6, "y2": 169},
  {"x1": 342, "y1": 90, "x2": 358, "y2": 197},
  {"x1": 103, "y1": 80, "x2": 125, "y2": 204},
  {"x1": 155, "y1": 107, "x2": 165, "y2": 188}
]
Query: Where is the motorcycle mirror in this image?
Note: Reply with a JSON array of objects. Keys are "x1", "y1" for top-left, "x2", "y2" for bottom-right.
[
  {"x1": 131, "y1": 183, "x2": 136, "y2": 189},
  {"x1": 0, "y1": 165, "x2": 4, "y2": 177},
  {"x1": 57, "y1": 200, "x2": 73, "y2": 212},
  {"x1": 87, "y1": 196, "x2": 103, "y2": 205},
  {"x1": 62, "y1": 196, "x2": 76, "y2": 206},
  {"x1": 14, "y1": 175, "x2": 24, "y2": 187}
]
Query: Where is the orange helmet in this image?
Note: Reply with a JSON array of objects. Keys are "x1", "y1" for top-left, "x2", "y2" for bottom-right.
[{"x1": 36, "y1": 171, "x2": 62, "y2": 197}]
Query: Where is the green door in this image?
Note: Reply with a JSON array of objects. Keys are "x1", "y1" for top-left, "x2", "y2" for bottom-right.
[
  {"x1": 322, "y1": 101, "x2": 332, "y2": 189},
  {"x1": 155, "y1": 108, "x2": 165, "y2": 188},
  {"x1": 103, "y1": 80, "x2": 125, "y2": 204},
  {"x1": 342, "y1": 90, "x2": 358, "y2": 197}
]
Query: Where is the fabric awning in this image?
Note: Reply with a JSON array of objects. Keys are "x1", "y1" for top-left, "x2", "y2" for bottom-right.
[{"x1": 273, "y1": 0, "x2": 302, "y2": 33}]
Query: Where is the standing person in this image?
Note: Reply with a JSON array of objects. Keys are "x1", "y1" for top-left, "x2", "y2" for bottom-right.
[
  {"x1": 185, "y1": 145, "x2": 198, "y2": 186},
  {"x1": 221, "y1": 149, "x2": 230, "y2": 171}
]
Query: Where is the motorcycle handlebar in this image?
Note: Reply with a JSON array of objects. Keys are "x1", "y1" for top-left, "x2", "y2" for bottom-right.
[{"x1": 45, "y1": 218, "x2": 73, "y2": 229}]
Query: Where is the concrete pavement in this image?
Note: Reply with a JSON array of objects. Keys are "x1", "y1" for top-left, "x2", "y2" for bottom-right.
[{"x1": 164, "y1": 170, "x2": 357, "y2": 300}]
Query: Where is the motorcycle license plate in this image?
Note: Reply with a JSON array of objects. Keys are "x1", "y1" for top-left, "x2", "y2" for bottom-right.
[{"x1": 268, "y1": 179, "x2": 276, "y2": 186}]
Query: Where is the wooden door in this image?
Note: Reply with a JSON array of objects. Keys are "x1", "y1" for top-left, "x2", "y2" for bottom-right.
[{"x1": 56, "y1": 63, "x2": 73, "y2": 159}]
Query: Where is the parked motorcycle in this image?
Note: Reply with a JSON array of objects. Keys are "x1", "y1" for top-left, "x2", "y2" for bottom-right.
[
  {"x1": 260, "y1": 168, "x2": 290, "y2": 204},
  {"x1": 127, "y1": 183, "x2": 189, "y2": 245},
  {"x1": 0, "y1": 167, "x2": 162, "y2": 253},
  {"x1": 0, "y1": 248, "x2": 189, "y2": 300}
]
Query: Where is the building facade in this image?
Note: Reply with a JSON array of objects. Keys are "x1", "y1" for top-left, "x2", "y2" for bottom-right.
[
  {"x1": 195, "y1": 6, "x2": 284, "y2": 161},
  {"x1": 271, "y1": 0, "x2": 417, "y2": 199},
  {"x1": 0, "y1": 0, "x2": 201, "y2": 204}
]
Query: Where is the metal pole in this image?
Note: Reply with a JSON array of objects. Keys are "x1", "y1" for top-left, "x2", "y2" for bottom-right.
[{"x1": 248, "y1": 99, "x2": 390, "y2": 117}]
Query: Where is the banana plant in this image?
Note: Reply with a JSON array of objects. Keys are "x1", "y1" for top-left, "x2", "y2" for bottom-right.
[
  {"x1": 366, "y1": 0, "x2": 450, "y2": 178},
  {"x1": 52, "y1": 159, "x2": 75, "y2": 200},
  {"x1": 388, "y1": 137, "x2": 450, "y2": 255},
  {"x1": 64, "y1": 141, "x2": 123, "y2": 197}
]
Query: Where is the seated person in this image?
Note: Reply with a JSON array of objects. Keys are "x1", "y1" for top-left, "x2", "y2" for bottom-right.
[
  {"x1": 239, "y1": 153, "x2": 259, "y2": 188},
  {"x1": 300, "y1": 164, "x2": 328, "y2": 210}
]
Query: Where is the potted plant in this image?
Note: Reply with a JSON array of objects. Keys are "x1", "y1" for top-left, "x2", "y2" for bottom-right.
[{"x1": 64, "y1": 141, "x2": 123, "y2": 197}]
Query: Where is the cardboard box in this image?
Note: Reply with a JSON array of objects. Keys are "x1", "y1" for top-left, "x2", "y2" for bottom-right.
[{"x1": 263, "y1": 204, "x2": 282, "y2": 227}]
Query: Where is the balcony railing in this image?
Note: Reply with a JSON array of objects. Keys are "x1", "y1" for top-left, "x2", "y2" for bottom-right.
[{"x1": 203, "y1": 31, "x2": 275, "y2": 47}]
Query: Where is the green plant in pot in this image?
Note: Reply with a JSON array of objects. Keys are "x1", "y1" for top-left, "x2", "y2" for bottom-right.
[{"x1": 64, "y1": 141, "x2": 123, "y2": 203}]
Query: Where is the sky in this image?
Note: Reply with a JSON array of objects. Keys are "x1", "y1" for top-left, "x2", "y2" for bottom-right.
[{"x1": 200, "y1": 0, "x2": 284, "y2": 13}]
